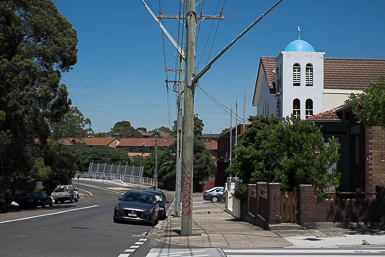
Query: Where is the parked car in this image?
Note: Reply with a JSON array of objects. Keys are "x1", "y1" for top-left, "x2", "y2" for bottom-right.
[
  {"x1": 0, "y1": 199, "x2": 7, "y2": 213},
  {"x1": 143, "y1": 190, "x2": 169, "y2": 220},
  {"x1": 15, "y1": 191, "x2": 53, "y2": 209},
  {"x1": 113, "y1": 190, "x2": 159, "y2": 225},
  {"x1": 203, "y1": 187, "x2": 224, "y2": 203},
  {"x1": 51, "y1": 184, "x2": 77, "y2": 204}
]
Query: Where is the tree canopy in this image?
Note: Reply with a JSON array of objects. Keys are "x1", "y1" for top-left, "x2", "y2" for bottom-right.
[
  {"x1": 0, "y1": 0, "x2": 78, "y2": 189},
  {"x1": 227, "y1": 115, "x2": 341, "y2": 200},
  {"x1": 51, "y1": 106, "x2": 93, "y2": 139},
  {"x1": 346, "y1": 76, "x2": 385, "y2": 128},
  {"x1": 110, "y1": 121, "x2": 142, "y2": 138}
]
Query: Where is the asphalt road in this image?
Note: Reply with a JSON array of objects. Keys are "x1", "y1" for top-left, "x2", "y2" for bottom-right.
[{"x1": 0, "y1": 180, "x2": 171, "y2": 257}]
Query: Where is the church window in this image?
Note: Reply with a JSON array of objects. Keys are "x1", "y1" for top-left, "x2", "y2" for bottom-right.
[
  {"x1": 306, "y1": 64, "x2": 313, "y2": 86},
  {"x1": 305, "y1": 99, "x2": 313, "y2": 118},
  {"x1": 293, "y1": 63, "x2": 300, "y2": 86},
  {"x1": 293, "y1": 99, "x2": 300, "y2": 118}
]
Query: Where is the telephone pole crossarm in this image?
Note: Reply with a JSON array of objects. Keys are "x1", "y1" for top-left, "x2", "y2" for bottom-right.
[
  {"x1": 191, "y1": 0, "x2": 283, "y2": 85},
  {"x1": 140, "y1": 0, "x2": 186, "y2": 59}
]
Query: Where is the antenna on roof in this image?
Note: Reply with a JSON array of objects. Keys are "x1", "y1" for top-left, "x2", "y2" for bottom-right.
[{"x1": 298, "y1": 26, "x2": 301, "y2": 40}]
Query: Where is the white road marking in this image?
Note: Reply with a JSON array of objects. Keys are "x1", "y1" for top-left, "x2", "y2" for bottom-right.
[
  {"x1": 0, "y1": 205, "x2": 99, "y2": 224},
  {"x1": 124, "y1": 249, "x2": 135, "y2": 252},
  {"x1": 117, "y1": 254, "x2": 130, "y2": 257}
]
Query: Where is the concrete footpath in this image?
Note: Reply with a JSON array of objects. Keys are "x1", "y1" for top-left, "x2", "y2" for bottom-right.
[
  {"x1": 152, "y1": 191, "x2": 385, "y2": 248},
  {"x1": 81, "y1": 179, "x2": 385, "y2": 248}
]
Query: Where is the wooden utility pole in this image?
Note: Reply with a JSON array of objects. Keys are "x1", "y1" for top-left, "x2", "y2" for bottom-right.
[{"x1": 181, "y1": 0, "x2": 196, "y2": 236}]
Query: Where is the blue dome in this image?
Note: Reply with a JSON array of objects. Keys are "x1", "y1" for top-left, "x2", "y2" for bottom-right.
[{"x1": 283, "y1": 39, "x2": 315, "y2": 52}]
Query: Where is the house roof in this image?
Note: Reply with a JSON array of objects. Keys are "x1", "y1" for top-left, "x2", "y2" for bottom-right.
[
  {"x1": 58, "y1": 137, "x2": 118, "y2": 146},
  {"x1": 306, "y1": 102, "x2": 356, "y2": 121},
  {"x1": 117, "y1": 138, "x2": 175, "y2": 147},
  {"x1": 204, "y1": 141, "x2": 218, "y2": 151},
  {"x1": 260, "y1": 57, "x2": 276, "y2": 90},
  {"x1": 324, "y1": 58, "x2": 385, "y2": 90},
  {"x1": 259, "y1": 57, "x2": 385, "y2": 91}
]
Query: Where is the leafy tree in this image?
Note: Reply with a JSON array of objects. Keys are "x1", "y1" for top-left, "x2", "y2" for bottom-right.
[
  {"x1": 346, "y1": 76, "x2": 385, "y2": 128},
  {"x1": 137, "y1": 127, "x2": 147, "y2": 132},
  {"x1": 143, "y1": 138, "x2": 213, "y2": 186},
  {"x1": 132, "y1": 155, "x2": 147, "y2": 167},
  {"x1": 219, "y1": 127, "x2": 230, "y2": 136},
  {"x1": 110, "y1": 121, "x2": 142, "y2": 138},
  {"x1": 172, "y1": 114, "x2": 204, "y2": 138},
  {"x1": 227, "y1": 115, "x2": 341, "y2": 200},
  {"x1": 194, "y1": 114, "x2": 204, "y2": 139},
  {"x1": 31, "y1": 157, "x2": 52, "y2": 183},
  {"x1": 0, "y1": 0, "x2": 78, "y2": 188},
  {"x1": 150, "y1": 126, "x2": 175, "y2": 137},
  {"x1": 94, "y1": 132, "x2": 107, "y2": 138},
  {"x1": 71, "y1": 143, "x2": 131, "y2": 171},
  {"x1": 51, "y1": 106, "x2": 93, "y2": 139}
]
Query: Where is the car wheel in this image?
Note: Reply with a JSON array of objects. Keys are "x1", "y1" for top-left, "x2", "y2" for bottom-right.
[
  {"x1": 42, "y1": 201, "x2": 46, "y2": 208},
  {"x1": 113, "y1": 217, "x2": 120, "y2": 223},
  {"x1": 211, "y1": 196, "x2": 219, "y2": 203},
  {"x1": 55, "y1": 200, "x2": 58, "y2": 204}
]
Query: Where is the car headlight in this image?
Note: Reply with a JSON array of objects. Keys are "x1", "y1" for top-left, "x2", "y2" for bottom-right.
[{"x1": 115, "y1": 203, "x2": 122, "y2": 211}]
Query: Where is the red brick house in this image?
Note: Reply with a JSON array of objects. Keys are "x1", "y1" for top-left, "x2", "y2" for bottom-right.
[{"x1": 307, "y1": 102, "x2": 385, "y2": 198}]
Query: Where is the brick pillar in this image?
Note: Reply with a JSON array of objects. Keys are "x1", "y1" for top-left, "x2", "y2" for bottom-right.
[
  {"x1": 247, "y1": 184, "x2": 256, "y2": 213},
  {"x1": 267, "y1": 183, "x2": 281, "y2": 224},
  {"x1": 299, "y1": 184, "x2": 316, "y2": 228}
]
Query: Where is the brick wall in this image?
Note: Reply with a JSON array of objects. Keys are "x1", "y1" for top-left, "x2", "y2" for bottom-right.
[
  {"x1": 366, "y1": 126, "x2": 385, "y2": 198},
  {"x1": 267, "y1": 183, "x2": 281, "y2": 224}
]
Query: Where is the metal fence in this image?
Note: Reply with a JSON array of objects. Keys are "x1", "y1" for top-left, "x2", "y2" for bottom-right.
[{"x1": 75, "y1": 163, "x2": 154, "y2": 186}]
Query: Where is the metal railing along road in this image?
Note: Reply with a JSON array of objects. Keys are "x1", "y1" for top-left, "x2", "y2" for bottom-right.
[{"x1": 75, "y1": 163, "x2": 155, "y2": 186}]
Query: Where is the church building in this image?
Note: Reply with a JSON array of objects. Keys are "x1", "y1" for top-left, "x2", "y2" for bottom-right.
[
  {"x1": 252, "y1": 38, "x2": 385, "y2": 120},
  {"x1": 252, "y1": 37, "x2": 385, "y2": 196}
]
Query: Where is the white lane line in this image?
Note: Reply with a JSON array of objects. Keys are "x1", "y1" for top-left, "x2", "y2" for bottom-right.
[
  {"x1": 0, "y1": 205, "x2": 99, "y2": 224},
  {"x1": 223, "y1": 249, "x2": 385, "y2": 254},
  {"x1": 135, "y1": 241, "x2": 144, "y2": 245},
  {"x1": 130, "y1": 246, "x2": 140, "y2": 249},
  {"x1": 124, "y1": 249, "x2": 135, "y2": 252},
  {"x1": 117, "y1": 254, "x2": 130, "y2": 257},
  {"x1": 79, "y1": 188, "x2": 93, "y2": 195}
]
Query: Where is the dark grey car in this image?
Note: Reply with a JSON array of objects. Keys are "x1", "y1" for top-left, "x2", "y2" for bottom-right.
[
  {"x1": 203, "y1": 187, "x2": 225, "y2": 203},
  {"x1": 143, "y1": 190, "x2": 169, "y2": 220},
  {"x1": 113, "y1": 191, "x2": 159, "y2": 225}
]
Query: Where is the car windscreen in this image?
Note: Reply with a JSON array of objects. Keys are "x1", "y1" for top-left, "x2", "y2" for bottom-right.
[
  {"x1": 122, "y1": 193, "x2": 153, "y2": 204},
  {"x1": 25, "y1": 192, "x2": 39, "y2": 198},
  {"x1": 55, "y1": 187, "x2": 65, "y2": 192},
  {"x1": 154, "y1": 194, "x2": 163, "y2": 202}
]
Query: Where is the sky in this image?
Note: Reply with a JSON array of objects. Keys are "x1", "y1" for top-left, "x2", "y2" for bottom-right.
[{"x1": 52, "y1": 0, "x2": 385, "y2": 135}]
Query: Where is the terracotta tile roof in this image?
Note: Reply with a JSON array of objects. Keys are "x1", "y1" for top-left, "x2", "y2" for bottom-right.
[
  {"x1": 58, "y1": 137, "x2": 118, "y2": 146},
  {"x1": 204, "y1": 141, "x2": 217, "y2": 150},
  {"x1": 306, "y1": 109, "x2": 340, "y2": 121},
  {"x1": 117, "y1": 138, "x2": 175, "y2": 147},
  {"x1": 260, "y1": 57, "x2": 276, "y2": 89},
  {"x1": 260, "y1": 57, "x2": 385, "y2": 91},
  {"x1": 306, "y1": 102, "x2": 355, "y2": 121},
  {"x1": 324, "y1": 58, "x2": 385, "y2": 90}
]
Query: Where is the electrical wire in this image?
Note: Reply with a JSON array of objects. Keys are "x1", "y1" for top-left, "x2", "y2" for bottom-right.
[{"x1": 196, "y1": 84, "x2": 243, "y2": 121}]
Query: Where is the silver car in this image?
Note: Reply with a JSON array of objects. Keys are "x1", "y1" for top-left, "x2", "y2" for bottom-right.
[
  {"x1": 113, "y1": 191, "x2": 159, "y2": 225},
  {"x1": 203, "y1": 187, "x2": 224, "y2": 203}
]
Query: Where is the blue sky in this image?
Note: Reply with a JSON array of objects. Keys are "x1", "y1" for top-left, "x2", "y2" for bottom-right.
[{"x1": 53, "y1": 0, "x2": 385, "y2": 134}]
